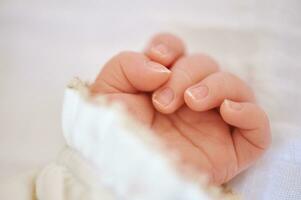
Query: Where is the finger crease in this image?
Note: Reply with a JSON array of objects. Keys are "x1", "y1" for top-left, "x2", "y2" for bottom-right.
[
  {"x1": 235, "y1": 129, "x2": 266, "y2": 151},
  {"x1": 118, "y1": 59, "x2": 139, "y2": 93},
  {"x1": 171, "y1": 114, "x2": 216, "y2": 174}
]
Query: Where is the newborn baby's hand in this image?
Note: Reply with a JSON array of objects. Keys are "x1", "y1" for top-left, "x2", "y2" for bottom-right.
[{"x1": 90, "y1": 33, "x2": 271, "y2": 185}]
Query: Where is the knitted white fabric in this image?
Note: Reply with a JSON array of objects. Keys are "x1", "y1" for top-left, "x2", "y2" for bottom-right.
[{"x1": 59, "y1": 80, "x2": 225, "y2": 200}]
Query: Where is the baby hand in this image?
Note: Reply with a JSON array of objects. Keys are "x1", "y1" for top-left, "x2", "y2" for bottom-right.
[{"x1": 90, "y1": 33, "x2": 271, "y2": 185}]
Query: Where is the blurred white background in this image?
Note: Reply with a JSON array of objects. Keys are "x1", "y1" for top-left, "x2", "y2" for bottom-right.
[{"x1": 1, "y1": 1, "x2": 300, "y2": 193}]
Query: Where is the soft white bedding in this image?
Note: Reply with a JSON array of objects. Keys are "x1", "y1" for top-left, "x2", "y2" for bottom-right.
[
  {"x1": 229, "y1": 124, "x2": 301, "y2": 199},
  {"x1": 1, "y1": 0, "x2": 300, "y2": 198}
]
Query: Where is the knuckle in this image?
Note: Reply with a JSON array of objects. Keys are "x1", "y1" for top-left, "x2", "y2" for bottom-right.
[
  {"x1": 116, "y1": 51, "x2": 136, "y2": 59},
  {"x1": 190, "y1": 53, "x2": 220, "y2": 71},
  {"x1": 115, "y1": 51, "x2": 145, "y2": 65},
  {"x1": 151, "y1": 32, "x2": 185, "y2": 51},
  {"x1": 174, "y1": 67, "x2": 193, "y2": 83},
  {"x1": 210, "y1": 72, "x2": 230, "y2": 86},
  {"x1": 211, "y1": 72, "x2": 255, "y2": 101},
  {"x1": 153, "y1": 32, "x2": 181, "y2": 43}
]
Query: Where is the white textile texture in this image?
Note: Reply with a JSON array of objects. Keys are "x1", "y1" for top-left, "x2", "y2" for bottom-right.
[{"x1": 229, "y1": 124, "x2": 301, "y2": 199}]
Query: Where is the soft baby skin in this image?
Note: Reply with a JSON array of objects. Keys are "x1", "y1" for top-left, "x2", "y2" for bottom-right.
[{"x1": 90, "y1": 33, "x2": 271, "y2": 185}]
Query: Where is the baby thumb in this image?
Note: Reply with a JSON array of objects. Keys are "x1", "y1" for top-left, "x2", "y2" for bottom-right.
[{"x1": 91, "y1": 51, "x2": 171, "y2": 94}]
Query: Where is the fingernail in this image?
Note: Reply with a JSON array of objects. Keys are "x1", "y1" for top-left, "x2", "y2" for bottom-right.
[
  {"x1": 186, "y1": 85, "x2": 208, "y2": 101},
  {"x1": 151, "y1": 43, "x2": 169, "y2": 57},
  {"x1": 225, "y1": 99, "x2": 242, "y2": 110},
  {"x1": 153, "y1": 87, "x2": 174, "y2": 107},
  {"x1": 146, "y1": 61, "x2": 171, "y2": 74}
]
